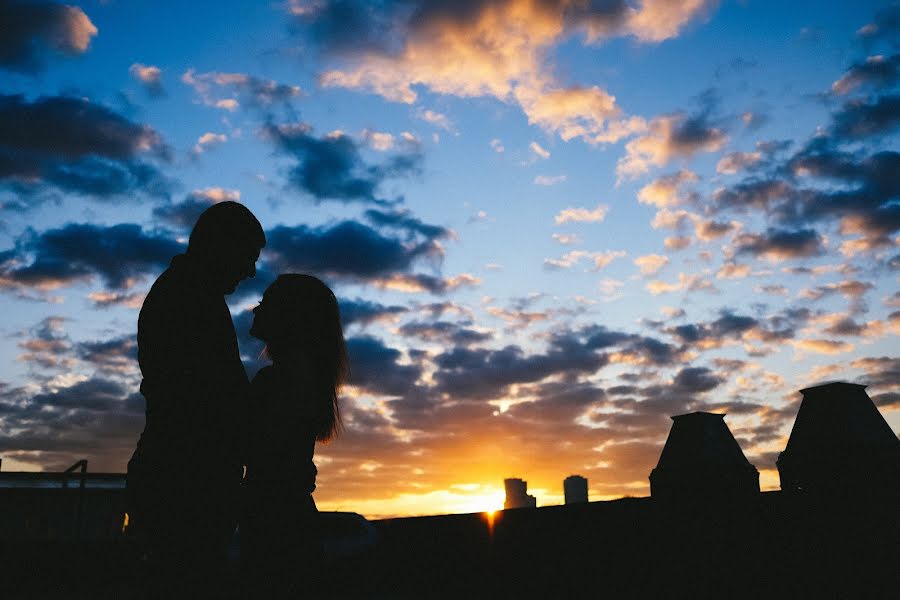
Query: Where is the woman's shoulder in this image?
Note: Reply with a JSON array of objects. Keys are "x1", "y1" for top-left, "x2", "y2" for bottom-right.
[{"x1": 251, "y1": 365, "x2": 312, "y2": 416}]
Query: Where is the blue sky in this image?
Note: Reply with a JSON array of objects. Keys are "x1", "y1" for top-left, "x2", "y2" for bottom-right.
[{"x1": 1, "y1": 0, "x2": 898, "y2": 517}]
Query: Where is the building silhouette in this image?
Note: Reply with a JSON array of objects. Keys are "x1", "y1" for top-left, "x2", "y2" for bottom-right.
[
  {"x1": 503, "y1": 478, "x2": 537, "y2": 509},
  {"x1": 777, "y1": 382, "x2": 900, "y2": 496},
  {"x1": 563, "y1": 475, "x2": 588, "y2": 504},
  {"x1": 649, "y1": 412, "x2": 759, "y2": 502}
]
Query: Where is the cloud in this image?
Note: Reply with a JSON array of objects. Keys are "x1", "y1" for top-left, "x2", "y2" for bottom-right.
[
  {"x1": 263, "y1": 219, "x2": 445, "y2": 285},
  {"x1": 305, "y1": 0, "x2": 714, "y2": 144},
  {"x1": 554, "y1": 204, "x2": 608, "y2": 224},
  {"x1": 75, "y1": 335, "x2": 138, "y2": 374},
  {"x1": 87, "y1": 290, "x2": 144, "y2": 309},
  {"x1": 371, "y1": 272, "x2": 480, "y2": 294},
  {"x1": 664, "y1": 235, "x2": 691, "y2": 250},
  {"x1": 397, "y1": 321, "x2": 492, "y2": 346},
  {"x1": 851, "y1": 356, "x2": 900, "y2": 389},
  {"x1": 181, "y1": 69, "x2": 301, "y2": 111},
  {"x1": 710, "y1": 131, "x2": 900, "y2": 252},
  {"x1": 716, "y1": 150, "x2": 762, "y2": 174},
  {"x1": 715, "y1": 262, "x2": 750, "y2": 279},
  {"x1": 490, "y1": 138, "x2": 505, "y2": 153},
  {"x1": 651, "y1": 208, "x2": 691, "y2": 230},
  {"x1": 634, "y1": 254, "x2": 669, "y2": 276},
  {"x1": 416, "y1": 108, "x2": 453, "y2": 131},
  {"x1": 543, "y1": 250, "x2": 625, "y2": 271},
  {"x1": 534, "y1": 174, "x2": 566, "y2": 186},
  {"x1": 0, "y1": 94, "x2": 169, "y2": 205},
  {"x1": 431, "y1": 336, "x2": 607, "y2": 401},
  {"x1": 693, "y1": 217, "x2": 739, "y2": 241},
  {"x1": 0, "y1": 376, "x2": 144, "y2": 472},
  {"x1": 637, "y1": 169, "x2": 698, "y2": 207},
  {"x1": 192, "y1": 132, "x2": 227, "y2": 154},
  {"x1": 340, "y1": 298, "x2": 408, "y2": 327},
  {"x1": 732, "y1": 228, "x2": 824, "y2": 261},
  {"x1": 362, "y1": 129, "x2": 395, "y2": 151},
  {"x1": 791, "y1": 338, "x2": 854, "y2": 355},
  {"x1": 617, "y1": 111, "x2": 727, "y2": 179},
  {"x1": 529, "y1": 141, "x2": 551, "y2": 159},
  {"x1": 552, "y1": 233, "x2": 581, "y2": 245},
  {"x1": 856, "y1": 3, "x2": 900, "y2": 48},
  {"x1": 663, "y1": 309, "x2": 807, "y2": 352},
  {"x1": 129, "y1": 63, "x2": 164, "y2": 97},
  {"x1": 16, "y1": 316, "x2": 72, "y2": 369},
  {"x1": 151, "y1": 187, "x2": 241, "y2": 229},
  {"x1": 646, "y1": 272, "x2": 717, "y2": 295},
  {"x1": 363, "y1": 208, "x2": 452, "y2": 241},
  {"x1": 831, "y1": 54, "x2": 900, "y2": 95},
  {"x1": 346, "y1": 335, "x2": 422, "y2": 397},
  {"x1": 0, "y1": 222, "x2": 182, "y2": 294},
  {"x1": 264, "y1": 122, "x2": 422, "y2": 205},
  {"x1": 830, "y1": 94, "x2": 900, "y2": 139},
  {"x1": 0, "y1": 0, "x2": 97, "y2": 73}
]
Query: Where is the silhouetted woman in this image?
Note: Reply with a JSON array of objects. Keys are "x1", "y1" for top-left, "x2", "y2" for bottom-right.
[{"x1": 242, "y1": 274, "x2": 348, "y2": 596}]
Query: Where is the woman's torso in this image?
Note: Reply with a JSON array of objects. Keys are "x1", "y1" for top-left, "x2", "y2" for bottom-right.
[{"x1": 245, "y1": 365, "x2": 319, "y2": 510}]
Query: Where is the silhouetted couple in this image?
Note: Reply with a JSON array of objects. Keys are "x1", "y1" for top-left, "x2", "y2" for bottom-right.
[{"x1": 126, "y1": 202, "x2": 348, "y2": 598}]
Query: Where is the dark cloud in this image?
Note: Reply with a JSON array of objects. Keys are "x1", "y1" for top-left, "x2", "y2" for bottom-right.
[
  {"x1": 663, "y1": 309, "x2": 807, "y2": 349},
  {"x1": 264, "y1": 220, "x2": 440, "y2": 278},
  {"x1": 293, "y1": 0, "x2": 410, "y2": 56},
  {"x1": 667, "y1": 111, "x2": 728, "y2": 155},
  {"x1": 151, "y1": 188, "x2": 242, "y2": 230},
  {"x1": 294, "y1": 0, "x2": 693, "y2": 59},
  {"x1": 0, "y1": 0, "x2": 96, "y2": 73},
  {"x1": 851, "y1": 356, "x2": 900, "y2": 389},
  {"x1": 857, "y1": 3, "x2": 900, "y2": 49},
  {"x1": 16, "y1": 316, "x2": 72, "y2": 369},
  {"x1": 713, "y1": 179, "x2": 793, "y2": 212},
  {"x1": 346, "y1": 335, "x2": 422, "y2": 397},
  {"x1": 363, "y1": 208, "x2": 451, "y2": 240},
  {"x1": 871, "y1": 391, "x2": 900, "y2": 408},
  {"x1": 709, "y1": 89, "x2": 900, "y2": 253},
  {"x1": 733, "y1": 228, "x2": 824, "y2": 261},
  {"x1": 670, "y1": 366, "x2": 723, "y2": 393},
  {"x1": 506, "y1": 381, "x2": 607, "y2": 424},
  {"x1": 182, "y1": 69, "x2": 301, "y2": 112},
  {"x1": 0, "y1": 376, "x2": 144, "y2": 471},
  {"x1": 431, "y1": 330, "x2": 609, "y2": 400},
  {"x1": 0, "y1": 94, "x2": 170, "y2": 205},
  {"x1": 831, "y1": 53, "x2": 900, "y2": 95},
  {"x1": 340, "y1": 298, "x2": 408, "y2": 327},
  {"x1": 0, "y1": 222, "x2": 182, "y2": 294},
  {"x1": 152, "y1": 194, "x2": 216, "y2": 229},
  {"x1": 830, "y1": 94, "x2": 900, "y2": 139},
  {"x1": 577, "y1": 324, "x2": 682, "y2": 366},
  {"x1": 397, "y1": 320, "x2": 492, "y2": 346},
  {"x1": 75, "y1": 335, "x2": 138, "y2": 374},
  {"x1": 264, "y1": 123, "x2": 422, "y2": 205}
]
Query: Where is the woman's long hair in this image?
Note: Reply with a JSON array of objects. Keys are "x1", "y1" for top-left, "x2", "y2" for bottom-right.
[{"x1": 262, "y1": 274, "x2": 348, "y2": 441}]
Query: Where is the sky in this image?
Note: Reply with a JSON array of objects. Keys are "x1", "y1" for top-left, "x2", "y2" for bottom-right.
[{"x1": 0, "y1": 0, "x2": 898, "y2": 519}]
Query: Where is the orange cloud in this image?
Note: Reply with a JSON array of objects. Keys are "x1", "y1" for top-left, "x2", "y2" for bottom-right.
[
  {"x1": 315, "y1": 0, "x2": 714, "y2": 144},
  {"x1": 637, "y1": 169, "x2": 698, "y2": 208}
]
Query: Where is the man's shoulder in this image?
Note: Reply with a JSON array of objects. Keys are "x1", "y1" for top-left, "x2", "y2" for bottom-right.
[{"x1": 140, "y1": 258, "x2": 210, "y2": 313}]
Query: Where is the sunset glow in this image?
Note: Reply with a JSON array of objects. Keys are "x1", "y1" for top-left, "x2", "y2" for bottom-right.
[{"x1": 0, "y1": 1, "x2": 897, "y2": 519}]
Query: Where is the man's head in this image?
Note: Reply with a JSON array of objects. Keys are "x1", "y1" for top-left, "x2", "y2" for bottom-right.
[{"x1": 187, "y1": 201, "x2": 266, "y2": 294}]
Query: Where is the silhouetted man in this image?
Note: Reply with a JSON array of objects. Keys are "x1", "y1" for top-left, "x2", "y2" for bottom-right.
[{"x1": 127, "y1": 201, "x2": 265, "y2": 597}]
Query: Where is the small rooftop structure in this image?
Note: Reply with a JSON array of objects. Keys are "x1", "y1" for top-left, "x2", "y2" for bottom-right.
[
  {"x1": 649, "y1": 412, "x2": 759, "y2": 502},
  {"x1": 504, "y1": 478, "x2": 537, "y2": 509},
  {"x1": 563, "y1": 475, "x2": 588, "y2": 504},
  {"x1": 777, "y1": 382, "x2": 900, "y2": 496}
]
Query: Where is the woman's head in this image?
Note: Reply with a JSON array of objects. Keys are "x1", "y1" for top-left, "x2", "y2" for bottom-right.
[{"x1": 251, "y1": 273, "x2": 348, "y2": 440}]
